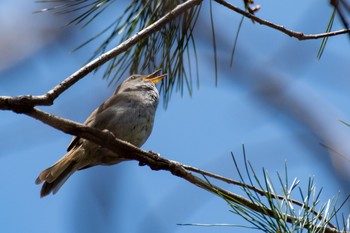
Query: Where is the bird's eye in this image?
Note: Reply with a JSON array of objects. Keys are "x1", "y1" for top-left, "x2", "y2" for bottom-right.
[{"x1": 130, "y1": 76, "x2": 136, "y2": 80}]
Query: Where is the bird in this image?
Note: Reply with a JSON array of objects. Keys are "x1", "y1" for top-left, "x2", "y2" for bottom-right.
[{"x1": 35, "y1": 69, "x2": 166, "y2": 197}]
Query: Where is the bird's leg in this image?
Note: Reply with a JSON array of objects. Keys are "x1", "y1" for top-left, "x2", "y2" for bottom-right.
[{"x1": 102, "y1": 129, "x2": 115, "y2": 137}]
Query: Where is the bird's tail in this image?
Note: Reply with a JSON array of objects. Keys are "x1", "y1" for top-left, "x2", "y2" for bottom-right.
[{"x1": 35, "y1": 150, "x2": 82, "y2": 198}]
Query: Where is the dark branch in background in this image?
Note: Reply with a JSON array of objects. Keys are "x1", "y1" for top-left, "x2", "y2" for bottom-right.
[
  {"x1": 330, "y1": 0, "x2": 350, "y2": 30},
  {"x1": 214, "y1": 0, "x2": 350, "y2": 40}
]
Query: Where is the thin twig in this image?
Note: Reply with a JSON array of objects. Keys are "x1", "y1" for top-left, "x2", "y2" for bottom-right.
[{"x1": 214, "y1": 0, "x2": 350, "y2": 40}]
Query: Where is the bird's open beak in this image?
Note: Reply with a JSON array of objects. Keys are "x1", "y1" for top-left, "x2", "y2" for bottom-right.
[{"x1": 143, "y1": 69, "x2": 167, "y2": 84}]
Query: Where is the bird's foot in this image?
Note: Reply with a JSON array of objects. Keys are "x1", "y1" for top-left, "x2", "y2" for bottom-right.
[
  {"x1": 138, "y1": 151, "x2": 160, "y2": 166},
  {"x1": 102, "y1": 129, "x2": 116, "y2": 138},
  {"x1": 148, "y1": 150, "x2": 160, "y2": 159}
]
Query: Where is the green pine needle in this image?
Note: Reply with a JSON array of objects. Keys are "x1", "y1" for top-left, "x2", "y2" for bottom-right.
[{"x1": 317, "y1": 6, "x2": 337, "y2": 59}]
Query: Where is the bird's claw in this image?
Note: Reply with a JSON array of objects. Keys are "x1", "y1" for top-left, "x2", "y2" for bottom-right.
[
  {"x1": 149, "y1": 150, "x2": 160, "y2": 159},
  {"x1": 102, "y1": 129, "x2": 116, "y2": 138},
  {"x1": 138, "y1": 151, "x2": 160, "y2": 166}
]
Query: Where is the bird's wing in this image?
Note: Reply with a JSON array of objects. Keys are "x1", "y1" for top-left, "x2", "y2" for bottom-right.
[
  {"x1": 66, "y1": 108, "x2": 98, "y2": 151},
  {"x1": 66, "y1": 94, "x2": 121, "y2": 152}
]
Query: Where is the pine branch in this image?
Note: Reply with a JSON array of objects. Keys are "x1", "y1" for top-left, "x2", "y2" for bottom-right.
[
  {"x1": 10, "y1": 0, "x2": 200, "y2": 109},
  {"x1": 183, "y1": 163, "x2": 337, "y2": 229}
]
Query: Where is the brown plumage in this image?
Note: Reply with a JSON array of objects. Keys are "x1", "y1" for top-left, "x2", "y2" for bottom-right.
[{"x1": 35, "y1": 70, "x2": 166, "y2": 197}]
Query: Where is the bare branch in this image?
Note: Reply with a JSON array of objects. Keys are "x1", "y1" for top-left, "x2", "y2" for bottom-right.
[
  {"x1": 24, "y1": 107, "x2": 267, "y2": 212},
  {"x1": 215, "y1": 0, "x2": 350, "y2": 40},
  {"x1": 17, "y1": 107, "x2": 343, "y2": 233}
]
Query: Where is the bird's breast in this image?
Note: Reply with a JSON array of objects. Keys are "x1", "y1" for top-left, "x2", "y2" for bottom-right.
[{"x1": 95, "y1": 101, "x2": 157, "y2": 147}]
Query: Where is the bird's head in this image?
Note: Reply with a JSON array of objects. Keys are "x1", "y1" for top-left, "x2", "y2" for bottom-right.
[{"x1": 115, "y1": 69, "x2": 167, "y2": 95}]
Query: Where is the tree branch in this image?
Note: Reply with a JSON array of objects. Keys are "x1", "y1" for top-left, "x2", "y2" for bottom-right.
[
  {"x1": 0, "y1": 0, "x2": 203, "y2": 110},
  {"x1": 215, "y1": 0, "x2": 350, "y2": 40},
  {"x1": 24, "y1": 107, "x2": 267, "y2": 211},
  {"x1": 16, "y1": 107, "x2": 343, "y2": 233}
]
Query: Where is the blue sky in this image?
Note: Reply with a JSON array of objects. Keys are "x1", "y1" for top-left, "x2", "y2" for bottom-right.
[{"x1": 0, "y1": 1, "x2": 349, "y2": 233}]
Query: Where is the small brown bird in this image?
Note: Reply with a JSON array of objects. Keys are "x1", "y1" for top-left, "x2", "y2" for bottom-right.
[{"x1": 35, "y1": 70, "x2": 166, "y2": 197}]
